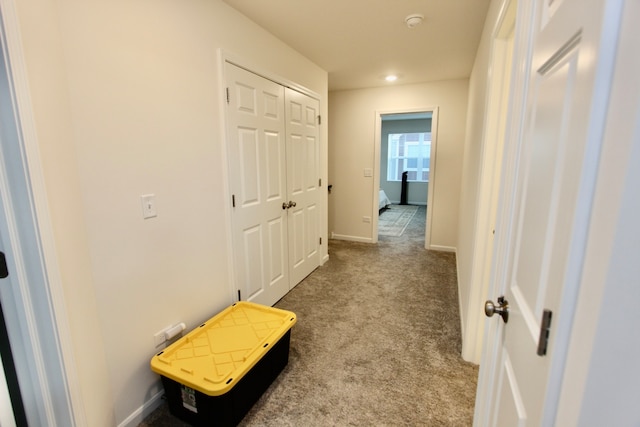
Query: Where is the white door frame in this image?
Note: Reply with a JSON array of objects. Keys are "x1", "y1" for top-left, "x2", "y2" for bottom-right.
[
  {"x1": 373, "y1": 107, "x2": 439, "y2": 249},
  {"x1": 461, "y1": 0, "x2": 518, "y2": 364},
  {"x1": 0, "y1": 1, "x2": 84, "y2": 425},
  {"x1": 473, "y1": 0, "x2": 537, "y2": 415},
  {"x1": 473, "y1": 0, "x2": 545, "y2": 420}
]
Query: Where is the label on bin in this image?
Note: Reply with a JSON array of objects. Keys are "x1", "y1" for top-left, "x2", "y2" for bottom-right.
[{"x1": 181, "y1": 385, "x2": 198, "y2": 413}]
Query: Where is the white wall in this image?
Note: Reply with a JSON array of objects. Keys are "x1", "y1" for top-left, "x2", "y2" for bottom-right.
[
  {"x1": 328, "y1": 80, "x2": 468, "y2": 247},
  {"x1": 456, "y1": 0, "x2": 505, "y2": 362},
  {"x1": 12, "y1": 0, "x2": 327, "y2": 425}
]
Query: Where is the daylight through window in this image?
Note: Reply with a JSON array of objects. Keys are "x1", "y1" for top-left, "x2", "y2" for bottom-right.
[{"x1": 387, "y1": 132, "x2": 431, "y2": 182}]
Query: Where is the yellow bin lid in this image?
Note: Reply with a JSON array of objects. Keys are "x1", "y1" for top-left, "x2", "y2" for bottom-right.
[{"x1": 150, "y1": 301, "x2": 297, "y2": 396}]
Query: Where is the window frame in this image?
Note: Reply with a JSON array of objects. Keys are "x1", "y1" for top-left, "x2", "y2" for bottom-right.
[{"x1": 386, "y1": 132, "x2": 432, "y2": 183}]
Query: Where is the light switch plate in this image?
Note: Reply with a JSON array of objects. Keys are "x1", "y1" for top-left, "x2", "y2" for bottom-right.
[{"x1": 141, "y1": 194, "x2": 157, "y2": 219}]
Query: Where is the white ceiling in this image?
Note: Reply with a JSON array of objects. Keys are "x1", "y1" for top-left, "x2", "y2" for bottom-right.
[{"x1": 222, "y1": 0, "x2": 491, "y2": 91}]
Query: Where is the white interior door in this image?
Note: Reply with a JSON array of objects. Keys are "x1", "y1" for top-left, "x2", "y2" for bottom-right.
[
  {"x1": 226, "y1": 63, "x2": 290, "y2": 306},
  {"x1": 284, "y1": 88, "x2": 321, "y2": 286},
  {"x1": 476, "y1": 0, "x2": 623, "y2": 424},
  {"x1": 226, "y1": 64, "x2": 321, "y2": 305}
]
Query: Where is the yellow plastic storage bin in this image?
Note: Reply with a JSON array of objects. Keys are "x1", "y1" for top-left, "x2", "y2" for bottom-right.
[{"x1": 151, "y1": 301, "x2": 297, "y2": 426}]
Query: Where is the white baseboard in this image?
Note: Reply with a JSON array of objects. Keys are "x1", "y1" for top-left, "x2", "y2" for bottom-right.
[
  {"x1": 428, "y1": 244, "x2": 456, "y2": 253},
  {"x1": 321, "y1": 254, "x2": 330, "y2": 264},
  {"x1": 330, "y1": 234, "x2": 373, "y2": 243},
  {"x1": 456, "y1": 252, "x2": 465, "y2": 339},
  {"x1": 117, "y1": 389, "x2": 164, "y2": 427}
]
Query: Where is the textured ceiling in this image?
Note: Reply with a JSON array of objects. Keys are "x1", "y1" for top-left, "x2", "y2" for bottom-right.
[{"x1": 222, "y1": 0, "x2": 491, "y2": 91}]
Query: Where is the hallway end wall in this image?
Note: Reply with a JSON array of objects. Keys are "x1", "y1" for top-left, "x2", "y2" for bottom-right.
[{"x1": 328, "y1": 81, "x2": 468, "y2": 247}]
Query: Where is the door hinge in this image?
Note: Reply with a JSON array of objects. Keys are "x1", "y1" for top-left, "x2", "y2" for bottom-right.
[
  {"x1": 237, "y1": 290, "x2": 241, "y2": 301},
  {"x1": 319, "y1": 178, "x2": 322, "y2": 187},
  {"x1": 537, "y1": 309, "x2": 553, "y2": 356},
  {"x1": 319, "y1": 237, "x2": 322, "y2": 245},
  {"x1": 226, "y1": 87, "x2": 230, "y2": 104},
  {"x1": 317, "y1": 115, "x2": 321, "y2": 125},
  {"x1": 0, "y1": 252, "x2": 8, "y2": 278},
  {"x1": 232, "y1": 194, "x2": 236, "y2": 207}
]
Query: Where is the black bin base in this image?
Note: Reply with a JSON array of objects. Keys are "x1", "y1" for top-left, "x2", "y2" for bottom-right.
[{"x1": 161, "y1": 330, "x2": 291, "y2": 427}]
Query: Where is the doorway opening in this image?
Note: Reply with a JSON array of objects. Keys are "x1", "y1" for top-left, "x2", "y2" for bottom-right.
[{"x1": 373, "y1": 108, "x2": 439, "y2": 249}]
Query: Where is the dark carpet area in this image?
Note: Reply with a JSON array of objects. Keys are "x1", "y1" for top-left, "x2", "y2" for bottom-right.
[{"x1": 140, "y1": 205, "x2": 479, "y2": 426}]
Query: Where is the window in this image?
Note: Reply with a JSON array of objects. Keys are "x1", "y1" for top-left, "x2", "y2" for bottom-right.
[{"x1": 387, "y1": 132, "x2": 431, "y2": 182}]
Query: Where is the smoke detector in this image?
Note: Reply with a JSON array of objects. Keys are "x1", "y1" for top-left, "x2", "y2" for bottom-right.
[{"x1": 405, "y1": 14, "x2": 424, "y2": 28}]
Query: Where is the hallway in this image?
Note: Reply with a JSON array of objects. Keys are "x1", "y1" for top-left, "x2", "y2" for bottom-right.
[{"x1": 142, "y1": 205, "x2": 478, "y2": 426}]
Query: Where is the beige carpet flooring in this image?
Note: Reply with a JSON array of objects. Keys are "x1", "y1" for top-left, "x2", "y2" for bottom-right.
[{"x1": 140, "y1": 205, "x2": 479, "y2": 426}]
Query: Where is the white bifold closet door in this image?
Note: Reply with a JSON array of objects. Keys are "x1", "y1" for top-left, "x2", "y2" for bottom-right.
[{"x1": 226, "y1": 62, "x2": 321, "y2": 307}]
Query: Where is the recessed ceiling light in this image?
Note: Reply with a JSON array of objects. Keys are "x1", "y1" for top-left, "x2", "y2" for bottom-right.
[
  {"x1": 385, "y1": 75, "x2": 398, "y2": 82},
  {"x1": 405, "y1": 14, "x2": 424, "y2": 28}
]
